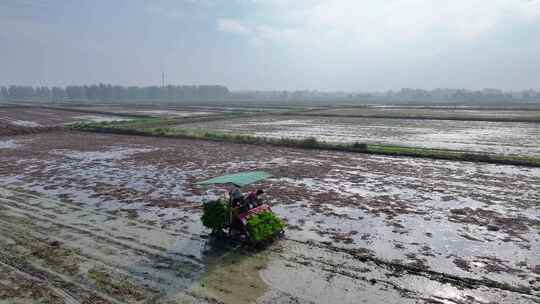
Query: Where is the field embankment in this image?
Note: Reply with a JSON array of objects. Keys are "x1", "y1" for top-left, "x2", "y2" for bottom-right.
[{"x1": 70, "y1": 119, "x2": 540, "y2": 167}]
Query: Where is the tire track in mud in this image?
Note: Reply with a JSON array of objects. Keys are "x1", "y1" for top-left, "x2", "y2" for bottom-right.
[
  {"x1": 0, "y1": 254, "x2": 125, "y2": 304},
  {"x1": 271, "y1": 250, "x2": 419, "y2": 299},
  {"x1": 0, "y1": 220, "x2": 190, "y2": 298},
  {"x1": 0, "y1": 188, "x2": 214, "y2": 303},
  {"x1": 11, "y1": 197, "x2": 534, "y2": 297},
  {"x1": 2, "y1": 187, "x2": 538, "y2": 303},
  {"x1": 281, "y1": 239, "x2": 538, "y2": 297},
  {"x1": 0, "y1": 261, "x2": 82, "y2": 304},
  {"x1": 0, "y1": 221, "x2": 131, "y2": 304},
  {"x1": 0, "y1": 192, "x2": 204, "y2": 265},
  {"x1": 0, "y1": 199, "x2": 192, "y2": 261},
  {"x1": 0, "y1": 198, "x2": 206, "y2": 289},
  {"x1": 4, "y1": 188, "x2": 191, "y2": 239},
  {"x1": 0, "y1": 188, "x2": 308, "y2": 304},
  {"x1": 205, "y1": 239, "x2": 539, "y2": 303},
  {"x1": 0, "y1": 226, "x2": 211, "y2": 304}
]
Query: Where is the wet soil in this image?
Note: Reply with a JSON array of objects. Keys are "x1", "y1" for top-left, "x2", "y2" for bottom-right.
[
  {"x1": 1, "y1": 130, "x2": 539, "y2": 303},
  {"x1": 307, "y1": 107, "x2": 540, "y2": 122},
  {"x1": 0, "y1": 107, "x2": 131, "y2": 127},
  {"x1": 0, "y1": 122, "x2": 59, "y2": 136},
  {"x1": 196, "y1": 248, "x2": 269, "y2": 304},
  {"x1": 177, "y1": 115, "x2": 540, "y2": 156}
]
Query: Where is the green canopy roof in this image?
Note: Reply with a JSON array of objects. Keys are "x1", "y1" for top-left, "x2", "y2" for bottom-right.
[{"x1": 197, "y1": 171, "x2": 272, "y2": 187}]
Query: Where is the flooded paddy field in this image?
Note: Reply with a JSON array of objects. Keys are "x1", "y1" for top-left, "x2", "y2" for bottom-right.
[
  {"x1": 61, "y1": 104, "x2": 303, "y2": 117},
  {"x1": 1, "y1": 130, "x2": 539, "y2": 303},
  {"x1": 308, "y1": 106, "x2": 540, "y2": 122},
  {"x1": 64, "y1": 105, "x2": 227, "y2": 118},
  {"x1": 176, "y1": 115, "x2": 540, "y2": 156},
  {"x1": 0, "y1": 106, "x2": 133, "y2": 127}
]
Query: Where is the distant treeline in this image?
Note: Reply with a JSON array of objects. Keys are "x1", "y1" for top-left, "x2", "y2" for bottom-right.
[
  {"x1": 233, "y1": 88, "x2": 540, "y2": 104},
  {"x1": 377, "y1": 88, "x2": 540, "y2": 104},
  {"x1": 0, "y1": 84, "x2": 230, "y2": 102},
  {"x1": 1, "y1": 84, "x2": 539, "y2": 105}
]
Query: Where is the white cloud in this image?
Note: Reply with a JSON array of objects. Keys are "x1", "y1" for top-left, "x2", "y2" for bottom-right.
[
  {"x1": 217, "y1": 18, "x2": 252, "y2": 35},
  {"x1": 224, "y1": 0, "x2": 540, "y2": 46}
]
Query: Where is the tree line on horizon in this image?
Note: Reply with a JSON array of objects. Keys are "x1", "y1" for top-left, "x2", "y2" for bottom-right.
[
  {"x1": 0, "y1": 84, "x2": 230, "y2": 102},
  {"x1": 1, "y1": 84, "x2": 539, "y2": 104}
]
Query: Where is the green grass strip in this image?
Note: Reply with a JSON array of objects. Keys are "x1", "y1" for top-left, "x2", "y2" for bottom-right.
[{"x1": 70, "y1": 121, "x2": 540, "y2": 167}]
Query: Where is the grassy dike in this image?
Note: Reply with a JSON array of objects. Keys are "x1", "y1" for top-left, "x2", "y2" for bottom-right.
[{"x1": 70, "y1": 120, "x2": 540, "y2": 168}]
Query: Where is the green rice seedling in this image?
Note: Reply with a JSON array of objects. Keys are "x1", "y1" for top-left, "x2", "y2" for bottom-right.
[
  {"x1": 246, "y1": 211, "x2": 286, "y2": 242},
  {"x1": 201, "y1": 199, "x2": 230, "y2": 234}
]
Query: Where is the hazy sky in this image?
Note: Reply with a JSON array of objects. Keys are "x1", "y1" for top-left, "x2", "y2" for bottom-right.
[{"x1": 1, "y1": 0, "x2": 540, "y2": 91}]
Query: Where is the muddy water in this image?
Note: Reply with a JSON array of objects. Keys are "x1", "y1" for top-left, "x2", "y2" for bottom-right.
[
  {"x1": 71, "y1": 115, "x2": 134, "y2": 123},
  {"x1": 0, "y1": 107, "x2": 133, "y2": 126},
  {"x1": 309, "y1": 107, "x2": 540, "y2": 120},
  {"x1": 267, "y1": 155, "x2": 540, "y2": 289},
  {"x1": 67, "y1": 106, "x2": 226, "y2": 117},
  {"x1": 0, "y1": 139, "x2": 20, "y2": 149},
  {"x1": 178, "y1": 115, "x2": 540, "y2": 156},
  {"x1": 0, "y1": 132, "x2": 539, "y2": 303},
  {"x1": 195, "y1": 249, "x2": 270, "y2": 304},
  {"x1": 7, "y1": 120, "x2": 42, "y2": 127},
  {"x1": 261, "y1": 240, "x2": 538, "y2": 304},
  {"x1": 135, "y1": 110, "x2": 215, "y2": 117}
]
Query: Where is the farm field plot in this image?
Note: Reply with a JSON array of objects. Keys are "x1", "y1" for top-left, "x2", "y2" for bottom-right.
[
  {"x1": 0, "y1": 106, "x2": 133, "y2": 127},
  {"x1": 185, "y1": 105, "x2": 318, "y2": 113},
  {"x1": 1, "y1": 131, "x2": 539, "y2": 303},
  {"x1": 176, "y1": 115, "x2": 540, "y2": 156},
  {"x1": 308, "y1": 106, "x2": 540, "y2": 122},
  {"x1": 65, "y1": 105, "x2": 226, "y2": 118},
  {"x1": 63, "y1": 104, "x2": 305, "y2": 117}
]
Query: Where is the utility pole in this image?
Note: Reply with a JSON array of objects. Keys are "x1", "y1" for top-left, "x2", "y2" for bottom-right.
[{"x1": 161, "y1": 72, "x2": 165, "y2": 88}]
